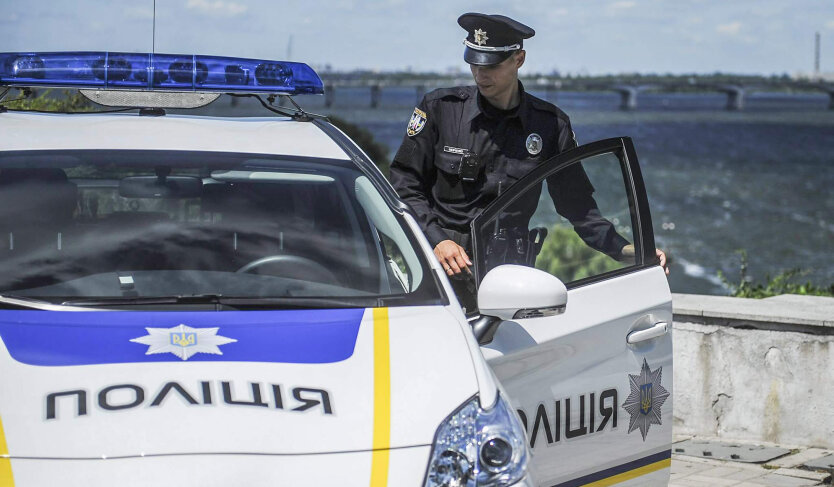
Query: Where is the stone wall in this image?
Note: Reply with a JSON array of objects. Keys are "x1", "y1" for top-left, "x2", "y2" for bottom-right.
[{"x1": 672, "y1": 293, "x2": 834, "y2": 448}]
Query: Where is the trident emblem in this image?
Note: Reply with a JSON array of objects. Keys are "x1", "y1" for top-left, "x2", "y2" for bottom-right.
[{"x1": 640, "y1": 383, "x2": 653, "y2": 415}]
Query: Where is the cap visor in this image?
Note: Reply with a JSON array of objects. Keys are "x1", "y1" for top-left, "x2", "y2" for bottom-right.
[{"x1": 463, "y1": 47, "x2": 511, "y2": 66}]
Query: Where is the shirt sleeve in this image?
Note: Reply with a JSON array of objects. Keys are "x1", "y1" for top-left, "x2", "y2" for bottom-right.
[
  {"x1": 558, "y1": 116, "x2": 579, "y2": 152},
  {"x1": 389, "y1": 99, "x2": 450, "y2": 248},
  {"x1": 547, "y1": 117, "x2": 630, "y2": 258}
]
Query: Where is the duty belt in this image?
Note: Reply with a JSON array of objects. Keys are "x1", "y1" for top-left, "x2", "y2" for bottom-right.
[{"x1": 441, "y1": 227, "x2": 472, "y2": 252}]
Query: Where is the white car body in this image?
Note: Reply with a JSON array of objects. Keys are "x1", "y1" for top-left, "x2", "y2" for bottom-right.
[{"x1": 0, "y1": 105, "x2": 672, "y2": 487}]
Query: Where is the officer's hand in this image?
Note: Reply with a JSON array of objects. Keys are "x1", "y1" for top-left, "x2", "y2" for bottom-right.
[
  {"x1": 434, "y1": 240, "x2": 472, "y2": 276},
  {"x1": 619, "y1": 245, "x2": 669, "y2": 275},
  {"x1": 656, "y1": 248, "x2": 670, "y2": 276}
]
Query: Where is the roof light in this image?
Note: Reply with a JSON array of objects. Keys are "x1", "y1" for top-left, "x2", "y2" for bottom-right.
[{"x1": 0, "y1": 51, "x2": 323, "y2": 95}]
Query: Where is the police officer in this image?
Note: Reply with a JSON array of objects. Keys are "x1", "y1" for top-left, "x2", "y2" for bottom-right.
[{"x1": 390, "y1": 13, "x2": 668, "y2": 310}]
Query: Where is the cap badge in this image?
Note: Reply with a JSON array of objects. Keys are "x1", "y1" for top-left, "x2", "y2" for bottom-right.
[
  {"x1": 526, "y1": 133, "x2": 543, "y2": 155},
  {"x1": 407, "y1": 107, "x2": 427, "y2": 137},
  {"x1": 474, "y1": 28, "x2": 489, "y2": 46}
]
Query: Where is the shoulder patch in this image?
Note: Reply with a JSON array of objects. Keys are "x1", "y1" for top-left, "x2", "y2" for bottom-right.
[{"x1": 407, "y1": 107, "x2": 427, "y2": 137}]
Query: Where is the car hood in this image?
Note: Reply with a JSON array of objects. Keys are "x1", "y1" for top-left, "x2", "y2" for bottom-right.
[{"x1": 0, "y1": 306, "x2": 478, "y2": 459}]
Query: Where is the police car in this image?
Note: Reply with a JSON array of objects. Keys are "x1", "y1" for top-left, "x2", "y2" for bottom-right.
[{"x1": 0, "y1": 52, "x2": 673, "y2": 487}]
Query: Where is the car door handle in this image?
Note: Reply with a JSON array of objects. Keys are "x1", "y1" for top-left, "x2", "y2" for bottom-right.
[{"x1": 627, "y1": 322, "x2": 669, "y2": 344}]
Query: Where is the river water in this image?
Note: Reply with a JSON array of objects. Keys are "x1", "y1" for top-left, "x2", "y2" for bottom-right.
[{"x1": 207, "y1": 88, "x2": 834, "y2": 295}]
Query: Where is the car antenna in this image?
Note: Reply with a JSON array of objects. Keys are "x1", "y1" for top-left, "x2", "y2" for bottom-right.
[{"x1": 152, "y1": 0, "x2": 157, "y2": 58}]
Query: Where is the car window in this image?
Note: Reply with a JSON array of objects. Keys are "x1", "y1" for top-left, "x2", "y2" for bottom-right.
[
  {"x1": 0, "y1": 150, "x2": 441, "y2": 306},
  {"x1": 476, "y1": 151, "x2": 640, "y2": 286},
  {"x1": 354, "y1": 176, "x2": 423, "y2": 292}
]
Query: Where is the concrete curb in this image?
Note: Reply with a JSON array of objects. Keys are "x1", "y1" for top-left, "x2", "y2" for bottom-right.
[{"x1": 673, "y1": 293, "x2": 834, "y2": 333}]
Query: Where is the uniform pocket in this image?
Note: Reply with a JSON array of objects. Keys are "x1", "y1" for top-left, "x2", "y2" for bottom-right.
[
  {"x1": 435, "y1": 151, "x2": 462, "y2": 176},
  {"x1": 434, "y1": 151, "x2": 465, "y2": 202},
  {"x1": 504, "y1": 158, "x2": 540, "y2": 183}
]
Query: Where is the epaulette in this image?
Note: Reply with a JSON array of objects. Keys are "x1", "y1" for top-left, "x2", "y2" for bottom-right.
[
  {"x1": 423, "y1": 85, "x2": 475, "y2": 103},
  {"x1": 527, "y1": 94, "x2": 571, "y2": 122}
]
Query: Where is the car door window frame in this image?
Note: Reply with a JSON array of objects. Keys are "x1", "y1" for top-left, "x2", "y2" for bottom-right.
[{"x1": 470, "y1": 137, "x2": 659, "y2": 288}]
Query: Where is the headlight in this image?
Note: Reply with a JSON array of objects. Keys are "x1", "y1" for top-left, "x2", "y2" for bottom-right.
[{"x1": 424, "y1": 394, "x2": 529, "y2": 487}]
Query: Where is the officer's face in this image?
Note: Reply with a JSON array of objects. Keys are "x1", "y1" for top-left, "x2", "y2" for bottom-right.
[{"x1": 470, "y1": 50, "x2": 525, "y2": 101}]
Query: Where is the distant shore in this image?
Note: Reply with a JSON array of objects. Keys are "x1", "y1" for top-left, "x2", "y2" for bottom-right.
[{"x1": 319, "y1": 72, "x2": 833, "y2": 94}]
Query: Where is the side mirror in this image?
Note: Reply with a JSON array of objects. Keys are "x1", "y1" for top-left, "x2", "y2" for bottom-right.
[{"x1": 477, "y1": 265, "x2": 568, "y2": 321}]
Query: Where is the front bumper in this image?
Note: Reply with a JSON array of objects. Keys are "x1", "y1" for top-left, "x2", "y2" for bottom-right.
[{"x1": 6, "y1": 447, "x2": 433, "y2": 487}]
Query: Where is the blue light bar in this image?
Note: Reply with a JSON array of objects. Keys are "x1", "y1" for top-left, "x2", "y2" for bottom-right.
[{"x1": 0, "y1": 51, "x2": 324, "y2": 95}]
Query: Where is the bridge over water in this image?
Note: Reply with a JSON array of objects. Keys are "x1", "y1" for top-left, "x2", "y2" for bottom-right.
[{"x1": 318, "y1": 76, "x2": 834, "y2": 111}]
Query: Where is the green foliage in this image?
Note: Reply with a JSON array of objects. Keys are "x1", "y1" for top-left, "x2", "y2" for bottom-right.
[
  {"x1": 2, "y1": 88, "x2": 95, "y2": 112},
  {"x1": 718, "y1": 250, "x2": 834, "y2": 298},
  {"x1": 535, "y1": 225, "x2": 624, "y2": 283},
  {"x1": 327, "y1": 115, "x2": 390, "y2": 177}
]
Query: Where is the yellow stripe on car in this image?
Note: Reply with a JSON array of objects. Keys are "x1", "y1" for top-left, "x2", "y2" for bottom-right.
[
  {"x1": 583, "y1": 458, "x2": 671, "y2": 487},
  {"x1": 0, "y1": 415, "x2": 14, "y2": 487},
  {"x1": 370, "y1": 308, "x2": 391, "y2": 487}
]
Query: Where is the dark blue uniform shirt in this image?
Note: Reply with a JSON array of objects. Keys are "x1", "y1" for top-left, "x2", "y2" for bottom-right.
[{"x1": 390, "y1": 82, "x2": 628, "y2": 258}]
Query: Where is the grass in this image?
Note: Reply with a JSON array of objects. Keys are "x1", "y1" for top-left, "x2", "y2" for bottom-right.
[{"x1": 718, "y1": 250, "x2": 834, "y2": 298}]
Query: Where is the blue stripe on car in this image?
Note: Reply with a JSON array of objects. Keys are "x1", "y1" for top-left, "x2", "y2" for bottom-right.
[{"x1": 0, "y1": 309, "x2": 364, "y2": 366}]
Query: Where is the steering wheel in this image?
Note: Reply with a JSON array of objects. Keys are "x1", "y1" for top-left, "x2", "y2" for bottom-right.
[{"x1": 236, "y1": 254, "x2": 341, "y2": 286}]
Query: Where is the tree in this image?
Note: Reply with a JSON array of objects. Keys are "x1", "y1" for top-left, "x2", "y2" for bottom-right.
[
  {"x1": 2, "y1": 88, "x2": 94, "y2": 112},
  {"x1": 326, "y1": 115, "x2": 391, "y2": 177},
  {"x1": 535, "y1": 225, "x2": 623, "y2": 283}
]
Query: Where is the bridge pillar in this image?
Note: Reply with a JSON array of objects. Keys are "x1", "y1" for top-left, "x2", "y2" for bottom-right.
[
  {"x1": 828, "y1": 91, "x2": 834, "y2": 110},
  {"x1": 324, "y1": 83, "x2": 335, "y2": 108},
  {"x1": 370, "y1": 84, "x2": 382, "y2": 108},
  {"x1": 615, "y1": 87, "x2": 638, "y2": 110},
  {"x1": 724, "y1": 87, "x2": 744, "y2": 111}
]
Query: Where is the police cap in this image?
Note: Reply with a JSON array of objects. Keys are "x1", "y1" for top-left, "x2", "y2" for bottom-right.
[{"x1": 458, "y1": 13, "x2": 535, "y2": 66}]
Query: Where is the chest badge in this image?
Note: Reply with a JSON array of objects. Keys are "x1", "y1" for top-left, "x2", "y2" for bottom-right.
[
  {"x1": 407, "y1": 107, "x2": 427, "y2": 137},
  {"x1": 526, "y1": 133, "x2": 543, "y2": 155}
]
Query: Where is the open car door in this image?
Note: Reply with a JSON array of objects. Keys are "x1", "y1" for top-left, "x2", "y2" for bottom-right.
[{"x1": 471, "y1": 138, "x2": 673, "y2": 487}]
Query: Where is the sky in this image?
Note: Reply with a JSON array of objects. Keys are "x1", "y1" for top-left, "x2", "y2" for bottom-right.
[{"x1": 2, "y1": 0, "x2": 833, "y2": 76}]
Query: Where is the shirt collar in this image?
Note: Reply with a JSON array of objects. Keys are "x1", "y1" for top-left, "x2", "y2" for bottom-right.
[{"x1": 465, "y1": 81, "x2": 530, "y2": 131}]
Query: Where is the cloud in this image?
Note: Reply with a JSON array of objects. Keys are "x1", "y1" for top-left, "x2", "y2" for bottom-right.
[
  {"x1": 186, "y1": 0, "x2": 248, "y2": 17},
  {"x1": 826, "y1": 20, "x2": 834, "y2": 30},
  {"x1": 609, "y1": 1, "x2": 637, "y2": 10},
  {"x1": 716, "y1": 21, "x2": 742, "y2": 35},
  {"x1": 124, "y1": 7, "x2": 153, "y2": 20}
]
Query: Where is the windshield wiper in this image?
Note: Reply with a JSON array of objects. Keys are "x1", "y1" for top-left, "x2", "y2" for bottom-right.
[
  {"x1": 0, "y1": 294, "x2": 107, "y2": 312},
  {"x1": 58, "y1": 295, "x2": 392, "y2": 310},
  {"x1": 216, "y1": 296, "x2": 372, "y2": 309},
  {"x1": 61, "y1": 294, "x2": 224, "y2": 307}
]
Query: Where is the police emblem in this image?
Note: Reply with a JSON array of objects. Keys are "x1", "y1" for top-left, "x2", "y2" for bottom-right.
[
  {"x1": 622, "y1": 358, "x2": 670, "y2": 441},
  {"x1": 526, "y1": 133, "x2": 542, "y2": 155},
  {"x1": 407, "y1": 107, "x2": 427, "y2": 137},
  {"x1": 474, "y1": 28, "x2": 489, "y2": 46},
  {"x1": 130, "y1": 324, "x2": 237, "y2": 361}
]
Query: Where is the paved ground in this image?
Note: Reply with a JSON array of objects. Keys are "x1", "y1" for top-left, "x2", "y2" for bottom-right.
[{"x1": 671, "y1": 449, "x2": 833, "y2": 486}]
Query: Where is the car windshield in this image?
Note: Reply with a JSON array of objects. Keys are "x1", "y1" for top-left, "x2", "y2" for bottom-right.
[{"x1": 0, "y1": 150, "x2": 442, "y2": 308}]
